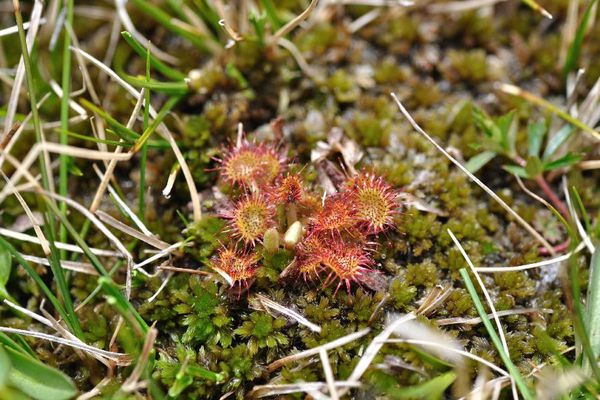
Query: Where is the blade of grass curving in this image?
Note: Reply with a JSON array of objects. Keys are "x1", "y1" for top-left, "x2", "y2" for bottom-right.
[
  {"x1": 130, "y1": 95, "x2": 182, "y2": 153},
  {"x1": 0, "y1": 237, "x2": 74, "y2": 331},
  {"x1": 129, "y1": 0, "x2": 211, "y2": 51},
  {"x1": 59, "y1": 0, "x2": 74, "y2": 257},
  {"x1": 121, "y1": 32, "x2": 186, "y2": 81},
  {"x1": 459, "y1": 269, "x2": 534, "y2": 400},
  {"x1": 563, "y1": 0, "x2": 599, "y2": 77}
]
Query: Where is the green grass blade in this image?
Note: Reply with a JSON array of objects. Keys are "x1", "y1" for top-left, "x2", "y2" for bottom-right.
[
  {"x1": 129, "y1": 0, "x2": 212, "y2": 52},
  {"x1": 41, "y1": 199, "x2": 149, "y2": 335},
  {"x1": 99, "y1": 278, "x2": 149, "y2": 335},
  {"x1": 543, "y1": 125, "x2": 573, "y2": 160},
  {"x1": 259, "y1": 0, "x2": 283, "y2": 29},
  {"x1": 459, "y1": 269, "x2": 534, "y2": 400},
  {"x1": 563, "y1": 0, "x2": 599, "y2": 77},
  {"x1": 139, "y1": 47, "x2": 151, "y2": 222},
  {"x1": 59, "y1": 0, "x2": 75, "y2": 260},
  {"x1": 566, "y1": 241, "x2": 600, "y2": 378},
  {"x1": 571, "y1": 186, "x2": 592, "y2": 232},
  {"x1": 79, "y1": 99, "x2": 139, "y2": 142},
  {"x1": 192, "y1": 0, "x2": 222, "y2": 35},
  {"x1": 40, "y1": 213, "x2": 82, "y2": 337},
  {"x1": 130, "y1": 95, "x2": 182, "y2": 153},
  {"x1": 119, "y1": 73, "x2": 189, "y2": 95},
  {"x1": 0, "y1": 332, "x2": 35, "y2": 358},
  {"x1": 121, "y1": 32, "x2": 186, "y2": 81},
  {"x1": 13, "y1": 1, "x2": 49, "y2": 192},
  {"x1": 0, "y1": 238, "x2": 71, "y2": 331},
  {"x1": 58, "y1": 129, "x2": 170, "y2": 149},
  {"x1": 585, "y1": 249, "x2": 600, "y2": 373}
]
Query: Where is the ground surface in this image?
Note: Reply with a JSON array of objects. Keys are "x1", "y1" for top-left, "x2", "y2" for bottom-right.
[{"x1": 0, "y1": 0, "x2": 599, "y2": 399}]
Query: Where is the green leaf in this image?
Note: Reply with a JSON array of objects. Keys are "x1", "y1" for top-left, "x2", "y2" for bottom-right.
[
  {"x1": 527, "y1": 121, "x2": 545, "y2": 157},
  {"x1": 543, "y1": 153, "x2": 582, "y2": 171},
  {"x1": 465, "y1": 151, "x2": 496, "y2": 174},
  {"x1": 3, "y1": 345, "x2": 76, "y2": 400},
  {"x1": 496, "y1": 110, "x2": 516, "y2": 154},
  {"x1": 0, "y1": 346, "x2": 11, "y2": 387},
  {"x1": 472, "y1": 107, "x2": 499, "y2": 140},
  {"x1": 503, "y1": 164, "x2": 529, "y2": 178},
  {"x1": 385, "y1": 371, "x2": 456, "y2": 400},
  {"x1": 525, "y1": 155, "x2": 543, "y2": 177},
  {"x1": 543, "y1": 125, "x2": 573, "y2": 160}
]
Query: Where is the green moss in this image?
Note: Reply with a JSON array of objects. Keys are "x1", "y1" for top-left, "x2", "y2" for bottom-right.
[
  {"x1": 326, "y1": 69, "x2": 361, "y2": 103},
  {"x1": 234, "y1": 312, "x2": 288, "y2": 355},
  {"x1": 441, "y1": 49, "x2": 489, "y2": 84},
  {"x1": 185, "y1": 216, "x2": 226, "y2": 262}
]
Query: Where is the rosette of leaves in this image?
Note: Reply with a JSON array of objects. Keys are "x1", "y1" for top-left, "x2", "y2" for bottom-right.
[
  {"x1": 465, "y1": 107, "x2": 581, "y2": 178},
  {"x1": 233, "y1": 312, "x2": 289, "y2": 355},
  {"x1": 172, "y1": 278, "x2": 233, "y2": 347}
]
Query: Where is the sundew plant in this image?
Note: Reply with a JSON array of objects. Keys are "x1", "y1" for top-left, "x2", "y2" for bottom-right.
[{"x1": 0, "y1": 0, "x2": 599, "y2": 399}]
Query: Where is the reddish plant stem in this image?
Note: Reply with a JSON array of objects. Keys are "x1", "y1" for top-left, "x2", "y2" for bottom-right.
[
  {"x1": 539, "y1": 238, "x2": 571, "y2": 255},
  {"x1": 514, "y1": 155, "x2": 570, "y2": 219},
  {"x1": 534, "y1": 175, "x2": 570, "y2": 218}
]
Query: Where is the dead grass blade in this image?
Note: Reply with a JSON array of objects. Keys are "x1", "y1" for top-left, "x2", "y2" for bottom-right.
[
  {"x1": 253, "y1": 293, "x2": 321, "y2": 333},
  {"x1": 391, "y1": 93, "x2": 555, "y2": 255},
  {"x1": 267, "y1": 328, "x2": 371, "y2": 372}
]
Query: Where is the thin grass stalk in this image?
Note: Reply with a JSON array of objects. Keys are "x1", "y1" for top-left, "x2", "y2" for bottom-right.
[
  {"x1": 565, "y1": 239, "x2": 600, "y2": 378},
  {"x1": 139, "y1": 46, "x2": 151, "y2": 222},
  {"x1": 130, "y1": 95, "x2": 181, "y2": 153},
  {"x1": 14, "y1": 0, "x2": 81, "y2": 336},
  {"x1": 0, "y1": 237, "x2": 72, "y2": 331},
  {"x1": 59, "y1": 0, "x2": 74, "y2": 256},
  {"x1": 459, "y1": 269, "x2": 534, "y2": 400},
  {"x1": 41, "y1": 198, "x2": 149, "y2": 334}
]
